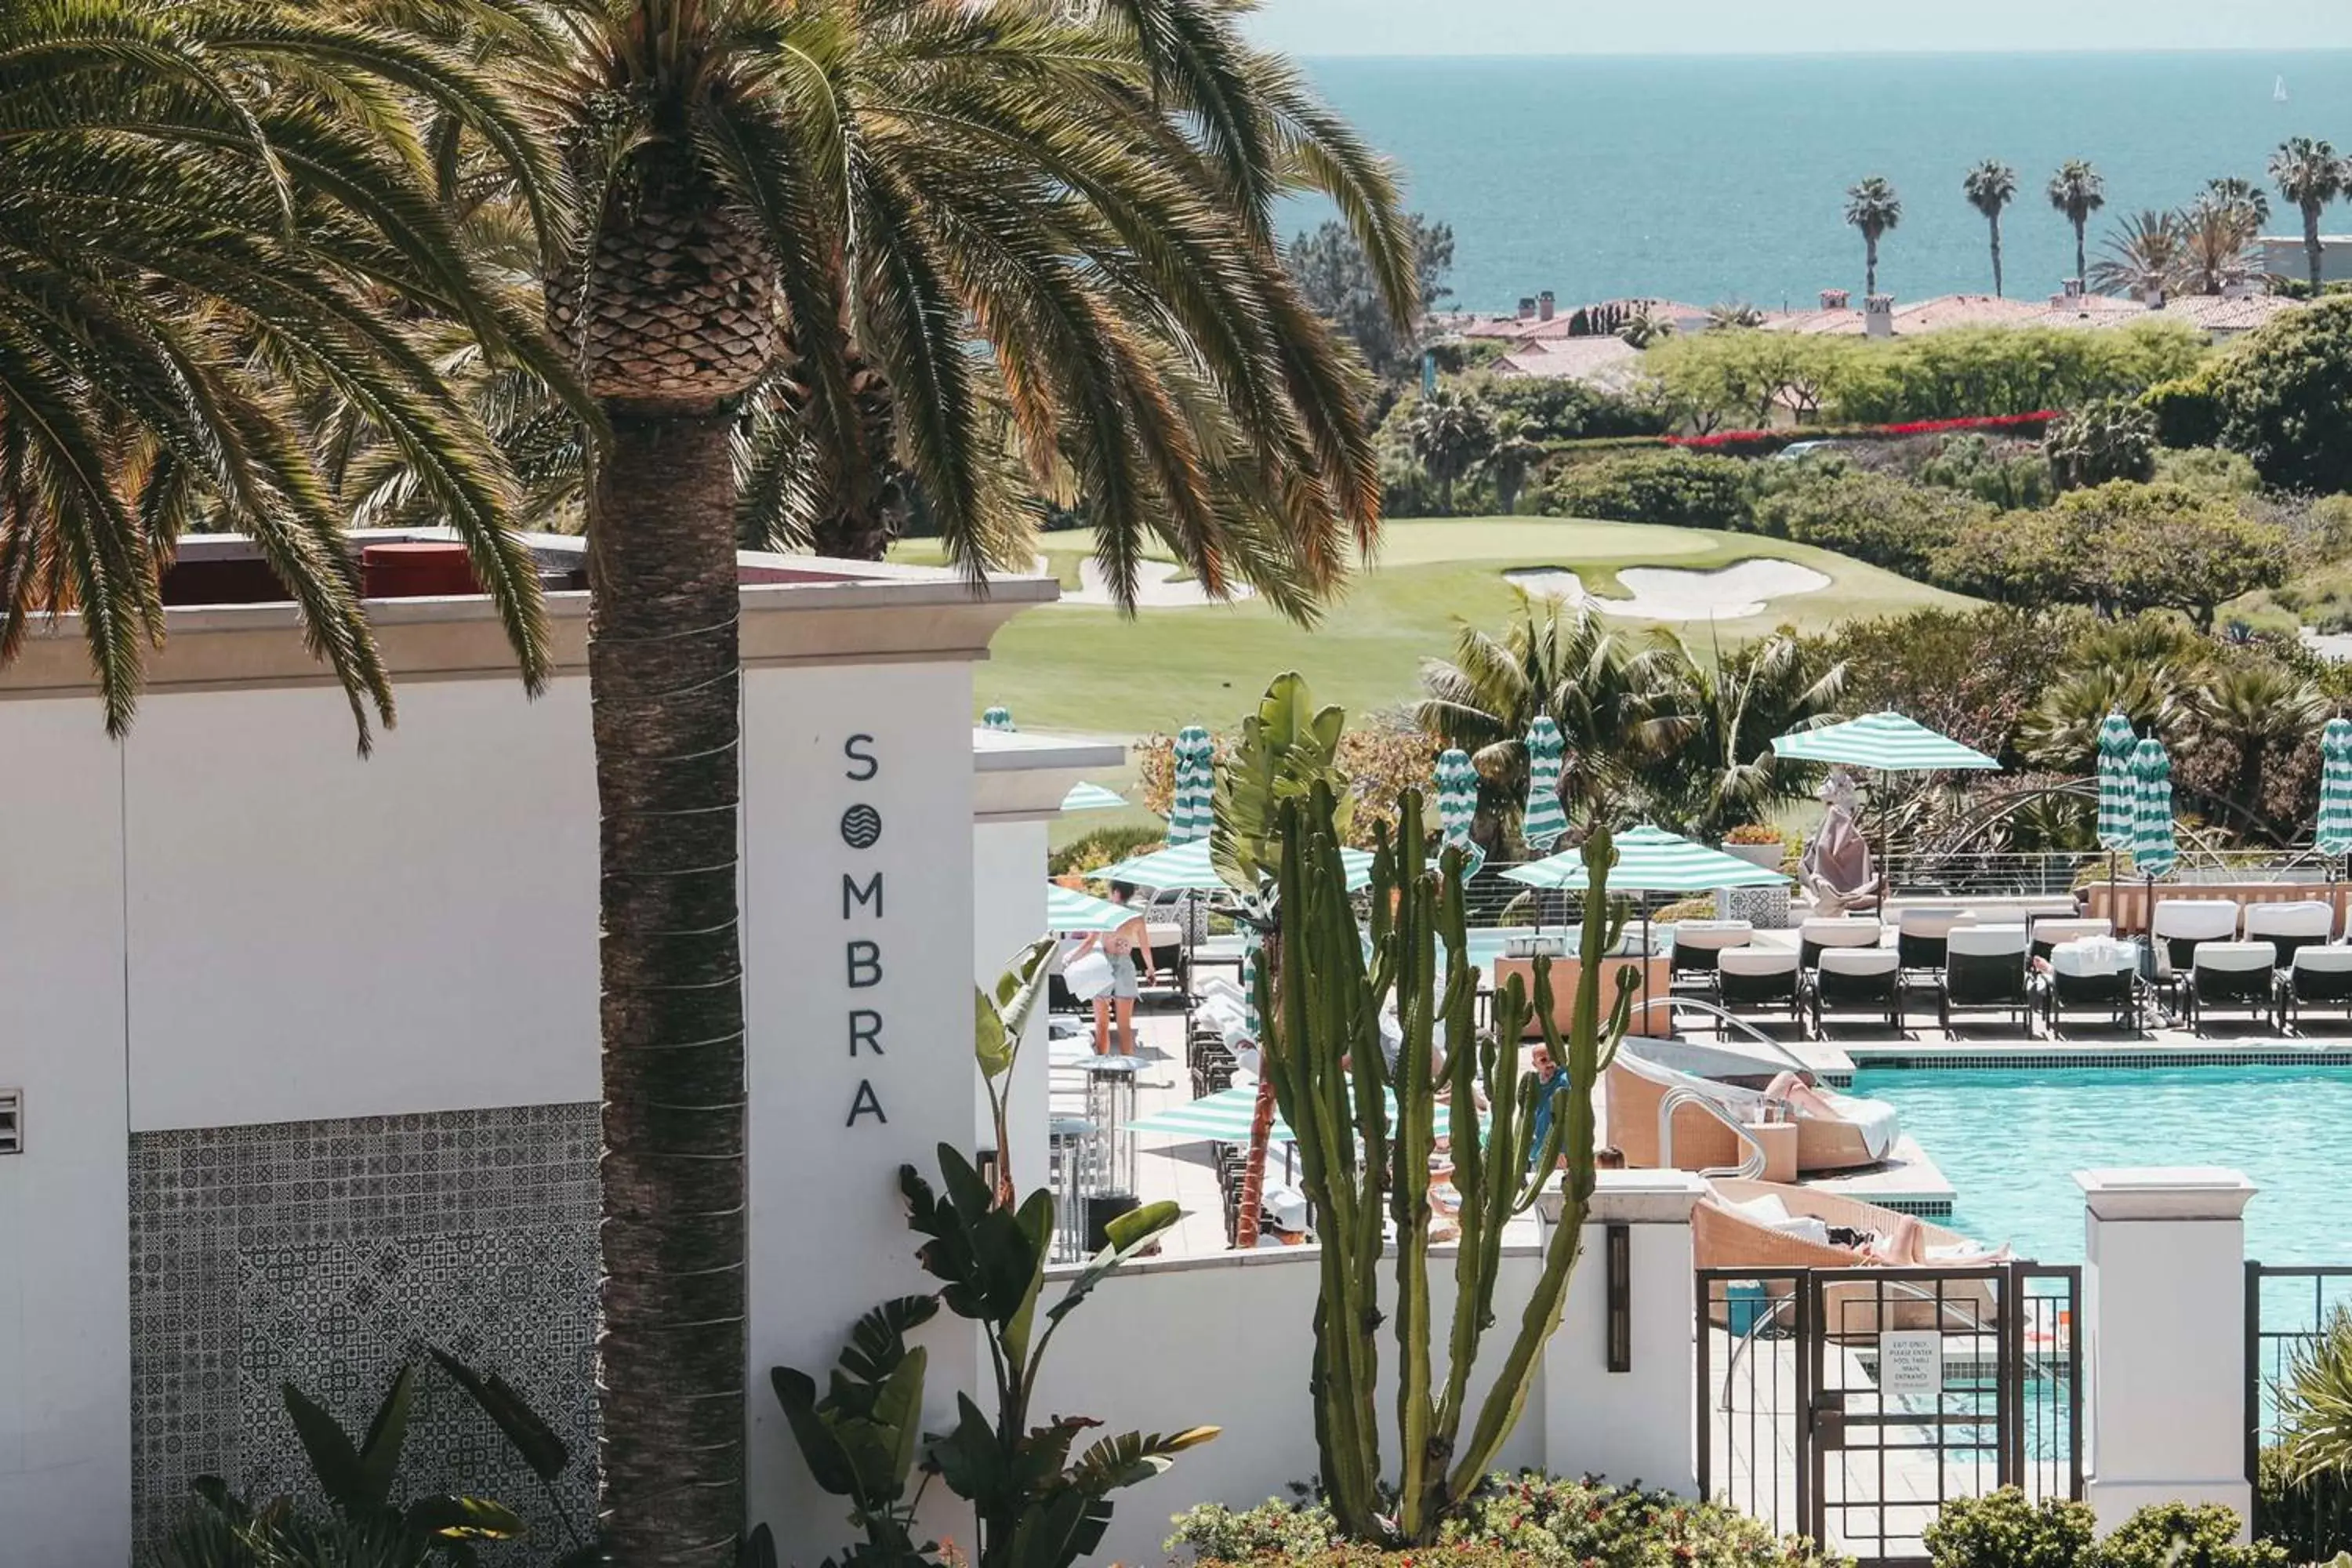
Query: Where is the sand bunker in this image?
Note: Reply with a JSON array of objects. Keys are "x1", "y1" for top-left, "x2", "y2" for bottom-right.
[
  {"x1": 1045, "y1": 557, "x2": 1255, "y2": 608},
  {"x1": 1504, "y1": 560, "x2": 1831, "y2": 622}
]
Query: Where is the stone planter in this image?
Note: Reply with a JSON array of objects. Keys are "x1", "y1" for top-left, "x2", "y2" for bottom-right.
[{"x1": 1722, "y1": 841, "x2": 1786, "y2": 872}]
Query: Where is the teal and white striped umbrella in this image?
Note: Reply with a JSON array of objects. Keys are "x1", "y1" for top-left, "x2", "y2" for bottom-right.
[
  {"x1": 1168, "y1": 725, "x2": 1215, "y2": 844},
  {"x1": 2096, "y1": 712, "x2": 2140, "y2": 853},
  {"x1": 1435, "y1": 748, "x2": 1486, "y2": 877},
  {"x1": 1523, "y1": 716, "x2": 1570, "y2": 853},
  {"x1": 1097, "y1": 837, "x2": 1374, "y2": 893},
  {"x1": 1047, "y1": 884, "x2": 1138, "y2": 933},
  {"x1": 1503, "y1": 823, "x2": 1790, "y2": 892},
  {"x1": 1770, "y1": 711, "x2": 2000, "y2": 774},
  {"x1": 982, "y1": 706, "x2": 1015, "y2": 731},
  {"x1": 1240, "y1": 928, "x2": 1263, "y2": 1043},
  {"x1": 1126, "y1": 1083, "x2": 1454, "y2": 1145},
  {"x1": 2318, "y1": 718, "x2": 2352, "y2": 858},
  {"x1": 1061, "y1": 781, "x2": 1128, "y2": 812},
  {"x1": 2130, "y1": 737, "x2": 2176, "y2": 880}
]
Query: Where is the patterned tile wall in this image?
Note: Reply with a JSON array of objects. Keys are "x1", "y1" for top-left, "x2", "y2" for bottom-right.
[{"x1": 129, "y1": 1105, "x2": 601, "y2": 1555}]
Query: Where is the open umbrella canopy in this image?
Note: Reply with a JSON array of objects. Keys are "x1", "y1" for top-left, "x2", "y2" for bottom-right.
[
  {"x1": 1061, "y1": 781, "x2": 1128, "y2": 812},
  {"x1": 1047, "y1": 884, "x2": 1138, "y2": 933},
  {"x1": 1503, "y1": 824, "x2": 1790, "y2": 893},
  {"x1": 2096, "y1": 712, "x2": 2140, "y2": 853},
  {"x1": 1094, "y1": 837, "x2": 1374, "y2": 893},
  {"x1": 1770, "y1": 711, "x2": 2000, "y2": 773},
  {"x1": 1125, "y1": 1083, "x2": 1454, "y2": 1144},
  {"x1": 2319, "y1": 719, "x2": 2352, "y2": 858}
]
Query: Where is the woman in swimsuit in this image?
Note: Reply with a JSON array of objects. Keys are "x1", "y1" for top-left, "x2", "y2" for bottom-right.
[{"x1": 1073, "y1": 881, "x2": 1156, "y2": 1055}]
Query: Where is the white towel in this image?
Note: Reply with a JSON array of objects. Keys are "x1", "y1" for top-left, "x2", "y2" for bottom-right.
[{"x1": 1827, "y1": 1094, "x2": 1900, "y2": 1160}]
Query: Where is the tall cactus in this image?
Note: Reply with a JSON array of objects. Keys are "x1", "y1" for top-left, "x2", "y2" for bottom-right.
[{"x1": 1257, "y1": 782, "x2": 1635, "y2": 1544}]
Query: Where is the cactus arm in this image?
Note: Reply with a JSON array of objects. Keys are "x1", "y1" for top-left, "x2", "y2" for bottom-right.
[
  {"x1": 1392, "y1": 804, "x2": 1441, "y2": 1541},
  {"x1": 1431, "y1": 858, "x2": 1487, "y2": 1485}
]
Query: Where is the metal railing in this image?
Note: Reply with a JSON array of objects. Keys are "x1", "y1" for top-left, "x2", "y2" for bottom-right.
[
  {"x1": 2246, "y1": 1264, "x2": 2352, "y2": 1556},
  {"x1": 1658, "y1": 1087, "x2": 1768, "y2": 1179}
]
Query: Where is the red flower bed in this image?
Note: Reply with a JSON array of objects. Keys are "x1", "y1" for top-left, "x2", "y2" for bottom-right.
[{"x1": 1666, "y1": 410, "x2": 2061, "y2": 452}]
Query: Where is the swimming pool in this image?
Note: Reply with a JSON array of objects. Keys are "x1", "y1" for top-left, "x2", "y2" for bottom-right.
[{"x1": 1847, "y1": 1064, "x2": 2352, "y2": 1265}]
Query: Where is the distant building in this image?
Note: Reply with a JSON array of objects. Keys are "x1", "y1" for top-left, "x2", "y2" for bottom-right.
[
  {"x1": 2259, "y1": 235, "x2": 2352, "y2": 284},
  {"x1": 1489, "y1": 334, "x2": 1647, "y2": 391},
  {"x1": 1757, "y1": 286, "x2": 2302, "y2": 343}
]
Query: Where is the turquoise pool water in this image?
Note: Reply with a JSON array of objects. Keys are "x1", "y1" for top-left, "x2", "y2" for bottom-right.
[{"x1": 1846, "y1": 1065, "x2": 2352, "y2": 1265}]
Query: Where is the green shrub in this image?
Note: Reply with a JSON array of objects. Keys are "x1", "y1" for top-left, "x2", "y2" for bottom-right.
[
  {"x1": 2256, "y1": 1442, "x2": 2352, "y2": 1561},
  {"x1": 2046, "y1": 397, "x2": 2159, "y2": 492},
  {"x1": 2205, "y1": 296, "x2": 2352, "y2": 492},
  {"x1": 2143, "y1": 373, "x2": 2224, "y2": 449},
  {"x1": 1049, "y1": 823, "x2": 1162, "y2": 877},
  {"x1": 1171, "y1": 1475, "x2": 1842, "y2": 1568},
  {"x1": 1916, "y1": 433, "x2": 2053, "y2": 510},
  {"x1": 1751, "y1": 469, "x2": 1992, "y2": 578},
  {"x1": 2152, "y1": 446, "x2": 2262, "y2": 498},
  {"x1": 1479, "y1": 375, "x2": 1670, "y2": 441},
  {"x1": 1926, "y1": 1489, "x2": 2096, "y2": 1568},
  {"x1": 1547, "y1": 450, "x2": 1754, "y2": 531},
  {"x1": 2096, "y1": 1500, "x2": 2285, "y2": 1568}
]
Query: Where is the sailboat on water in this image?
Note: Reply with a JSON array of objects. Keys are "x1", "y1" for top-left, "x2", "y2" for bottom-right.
[{"x1": 2278, "y1": 75, "x2": 2292, "y2": 103}]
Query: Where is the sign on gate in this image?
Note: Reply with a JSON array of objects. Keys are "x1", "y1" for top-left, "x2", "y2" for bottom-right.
[{"x1": 1878, "y1": 1331, "x2": 1944, "y2": 1396}]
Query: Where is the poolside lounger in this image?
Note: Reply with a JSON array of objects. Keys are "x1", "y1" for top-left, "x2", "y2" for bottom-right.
[
  {"x1": 2151, "y1": 898, "x2": 2242, "y2": 978},
  {"x1": 1695, "y1": 1178, "x2": 2002, "y2": 1338},
  {"x1": 1799, "y1": 916, "x2": 1885, "y2": 969},
  {"x1": 1968, "y1": 903, "x2": 2032, "y2": 928},
  {"x1": 1935, "y1": 924, "x2": 2032, "y2": 1033},
  {"x1": 1604, "y1": 1052, "x2": 1897, "y2": 1174},
  {"x1": 2041, "y1": 938, "x2": 2140, "y2": 1032},
  {"x1": 2184, "y1": 941, "x2": 2281, "y2": 1032},
  {"x1": 1715, "y1": 946, "x2": 1802, "y2": 1021},
  {"x1": 1808, "y1": 946, "x2": 1902, "y2": 1035},
  {"x1": 2029, "y1": 916, "x2": 2112, "y2": 963},
  {"x1": 2246, "y1": 901, "x2": 2334, "y2": 968},
  {"x1": 1896, "y1": 907, "x2": 1969, "y2": 971},
  {"x1": 1668, "y1": 920, "x2": 1753, "y2": 985},
  {"x1": 2281, "y1": 946, "x2": 2352, "y2": 1031}
]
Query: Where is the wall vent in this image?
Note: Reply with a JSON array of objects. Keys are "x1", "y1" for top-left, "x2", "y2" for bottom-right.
[{"x1": 0, "y1": 1088, "x2": 20, "y2": 1155}]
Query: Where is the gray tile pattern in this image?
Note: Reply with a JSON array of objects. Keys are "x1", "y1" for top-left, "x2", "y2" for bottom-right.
[{"x1": 129, "y1": 1105, "x2": 600, "y2": 1555}]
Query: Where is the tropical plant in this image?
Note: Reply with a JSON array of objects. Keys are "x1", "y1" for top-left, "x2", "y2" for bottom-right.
[
  {"x1": 1479, "y1": 412, "x2": 1548, "y2": 514},
  {"x1": 2205, "y1": 176, "x2": 2273, "y2": 231},
  {"x1": 1964, "y1": 160, "x2": 2020, "y2": 297},
  {"x1": 1414, "y1": 592, "x2": 1643, "y2": 831},
  {"x1": 1406, "y1": 387, "x2": 1499, "y2": 514},
  {"x1": 2045, "y1": 398, "x2": 2159, "y2": 490},
  {"x1": 1617, "y1": 309, "x2": 1673, "y2": 349},
  {"x1": 2017, "y1": 666, "x2": 2187, "y2": 774},
  {"x1": 2180, "y1": 192, "x2": 2263, "y2": 295},
  {"x1": 1844, "y1": 176, "x2": 1904, "y2": 296},
  {"x1": 778, "y1": 1149, "x2": 1211, "y2": 1568},
  {"x1": 1708, "y1": 300, "x2": 1768, "y2": 329},
  {"x1": 1627, "y1": 633, "x2": 1848, "y2": 840},
  {"x1": 1258, "y1": 777, "x2": 1634, "y2": 1543},
  {"x1": 975, "y1": 938, "x2": 1058, "y2": 1204},
  {"x1": 2087, "y1": 210, "x2": 2187, "y2": 299},
  {"x1": 2194, "y1": 663, "x2": 2326, "y2": 840},
  {"x1": 2048, "y1": 159, "x2": 2108, "y2": 284},
  {"x1": 526, "y1": 2, "x2": 1414, "y2": 1553},
  {"x1": 2270, "y1": 136, "x2": 2347, "y2": 291}
]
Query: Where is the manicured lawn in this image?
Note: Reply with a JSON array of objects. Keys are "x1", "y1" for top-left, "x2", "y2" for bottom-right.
[{"x1": 897, "y1": 517, "x2": 1974, "y2": 739}]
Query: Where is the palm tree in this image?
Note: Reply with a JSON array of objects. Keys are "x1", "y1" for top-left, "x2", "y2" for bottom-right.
[
  {"x1": 533, "y1": 1, "x2": 1413, "y2": 1555},
  {"x1": 2194, "y1": 663, "x2": 2325, "y2": 840},
  {"x1": 1963, "y1": 160, "x2": 2019, "y2": 296},
  {"x1": 1413, "y1": 590, "x2": 1642, "y2": 838},
  {"x1": 2179, "y1": 194, "x2": 2263, "y2": 295},
  {"x1": 2048, "y1": 158, "x2": 2108, "y2": 285},
  {"x1": 1479, "y1": 412, "x2": 1547, "y2": 514},
  {"x1": 1624, "y1": 633, "x2": 1847, "y2": 839},
  {"x1": 2205, "y1": 175, "x2": 2273, "y2": 230},
  {"x1": 1405, "y1": 387, "x2": 1496, "y2": 514},
  {"x1": 1843, "y1": 176, "x2": 1903, "y2": 296},
  {"x1": 0, "y1": 0, "x2": 575, "y2": 739},
  {"x1": 2270, "y1": 136, "x2": 2347, "y2": 291},
  {"x1": 2087, "y1": 209, "x2": 2189, "y2": 299}
]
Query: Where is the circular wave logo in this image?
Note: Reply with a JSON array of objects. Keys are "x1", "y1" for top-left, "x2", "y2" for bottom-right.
[{"x1": 840, "y1": 803, "x2": 884, "y2": 850}]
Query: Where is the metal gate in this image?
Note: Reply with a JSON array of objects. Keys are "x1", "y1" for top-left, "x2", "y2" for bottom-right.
[
  {"x1": 2245, "y1": 1263, "x2": 2352, "y2": 1555},
  {"x1": 1698, "y1": 1264, "x2": 2082, "y2": 1566}
]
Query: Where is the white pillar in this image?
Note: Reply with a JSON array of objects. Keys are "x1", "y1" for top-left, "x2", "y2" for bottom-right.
[
  {"x1": 2076, "y1": 1167, "x2": 2259, "y2": 1534},
  {"x1": 1543, "y1": 1170, "x2": 1706, "y2": 1493},
  {"x1": 972, "y1": 818, "x2": 1051, "y2": 1179}
]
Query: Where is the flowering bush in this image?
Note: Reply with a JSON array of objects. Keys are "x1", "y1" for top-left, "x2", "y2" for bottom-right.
[
  {"x1": 1666, "y1": 412, "x2": 2061, "y2": 455},
  {"x1": 1723, "y1": 825, "x2": 1783, "y2": 845},
  {"x1": 1169, "y1": 1474, "x2": 1844, "y2": 1568},
  {"x1": 1134, "y1": 724, "x2": 1439, "y2": 850}
]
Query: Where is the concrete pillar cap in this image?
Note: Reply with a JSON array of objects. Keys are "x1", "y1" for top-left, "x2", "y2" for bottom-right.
[{"x1": 2074, "y1": 1166, "x2": 2257, "y2": 1221}]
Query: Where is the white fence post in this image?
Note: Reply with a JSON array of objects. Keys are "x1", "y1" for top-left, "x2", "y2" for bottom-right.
[
  {"x1": 1542, "y1": 1169, "x2": 1707, "y2": 1493},
  {"x1": 2076, "y1": 1167, "x2": 2259, "y2": 1535}
]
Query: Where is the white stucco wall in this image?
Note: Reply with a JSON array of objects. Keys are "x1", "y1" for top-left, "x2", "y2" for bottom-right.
[
  {"x1": 122, "y1": 677, "x2": 600, "y2": 1130},
  {"x1": 0, "y1": 704, "x2": 132, "y2": 1568},
  {"x1": 973, "y1": 819, "x2": 1051, "y2": 1178},
  {"x1": 741, "y1": 660, "x2": 983, "y2": 1561}
]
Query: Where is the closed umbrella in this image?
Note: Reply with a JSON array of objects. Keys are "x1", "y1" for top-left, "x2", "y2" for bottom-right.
[
  {"x1": 2096, "y1": 712, "x2": 2140, "y2": 852},
  {"x1": 1772, "y1": 711, "x2": 2001, "y2": 895},
  {"x1": 982, "y1": 706, "x2": 1015, "y2": 731},
  {"x1": 1061, "y1": 781, "x2": 1127, "y2": 812},
  {"x1": 1522, "y1": 716, "x2": 1570, "y2": 855},
  {"x1": 2132, "y1": 737, "x2": 2176, "y2": 880},
  {"x1": 2318, "y1": 719, "x2": 2352, "y2": 936},
  {"x1": 1168, "y1": 725, "x2": 1215, "y2": 845},
  {"x1": 1436, "y1": 748, "x2": 1486, "y2": 878}
]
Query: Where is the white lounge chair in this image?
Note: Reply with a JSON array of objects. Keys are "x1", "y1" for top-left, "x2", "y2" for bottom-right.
[
  {"x1": 1936, "y1": 924, "x2": 2032, "y2": 1033},
  {"x1": 2041, "y1": 937, "x2": 2140, "y2": 1032},
  {"x1": 1670, "y1": 920, "x2": 1753, "y2": 985},
  {"x1": 1799, "y1": 916, "x2": 1885, "y2": 969},
  {"x1": 1716, "y1": 946, "x2": 1802, "y2": 1021},
  {"x1": 2151, "y1": 898, "x2": 2241, "y2": 978},
  {"x1": 2281, "y1": 946, "x2": 2352, "y2": 1031},
  {"x1": 1896, "y1": 907, "x2": 1969, "y2": 971},
  {"x1": 2184, "y1": 941, "x2": 2279, "y2": 1033},
  {"x1": 2246, "y1": 901, "x2": 2334, "y2": 968},
  {"x1": 2029, "y1": 916, "x2": 2111, "y2": 961},
  {"x1": 1605, "y1": 1051, "x2": 1899, "y2": 1174},
  {"x1": 1809, "y1": 947, "x2": 1901, "y2": 1034}
]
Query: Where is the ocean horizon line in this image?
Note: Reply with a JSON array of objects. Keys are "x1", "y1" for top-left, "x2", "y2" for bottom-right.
[{"x1": 1293, "y1": 46, "x2": 2352, "y2": 63}]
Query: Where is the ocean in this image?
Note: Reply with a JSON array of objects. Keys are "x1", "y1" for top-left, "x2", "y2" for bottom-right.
[{"x1": 1292, "y1": 52, "x2": 2352, "y2": 313}]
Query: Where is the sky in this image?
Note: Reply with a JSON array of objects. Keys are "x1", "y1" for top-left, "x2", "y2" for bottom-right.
[{"x1": 1244, "y1": 0, "x2": 2352, "y2": 57}]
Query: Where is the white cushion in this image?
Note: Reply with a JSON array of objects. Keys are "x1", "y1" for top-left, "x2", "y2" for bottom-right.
[
  {"x1": 2152, "y1": 900, "x2": 2241, "y2": 942},
  {"x1": 2194, "y1": 941, "x2": 2278, "y2": 974},
  {"x1": 1719, "y1": 946, "x2": 1800, "y2": 977},
  {"x1": 2033, "y1": 918, "x2": 2112, "y2": 945},
  {"x1": 2296, "y1": 946, "x2": 2352, "y2": 973},
  {"x1": 1801, "y1": 918, "x2": 1884, "y2": 948},
  {"x1": 1730, "y1": 1192, "x2": 1791, "y2": 1225},
  {"x1": 1820, "y1": 946, "x2": 1900, "y2": 976},
  {"x1": 1897, "y1": 907, "x2": 1969, "y2": 938},
  {"x1": 1947, "y1": 924, "x2": 2028, "y2": 957},
  {"x1": 1965, "y1": 904, "x2": 2030, "y2": 927},
  {"x1": 2247, "y1": 901, "x2": 2334, "y2": 939},
  {"x1": 1672, "y1": 920, "x2": 1755, "y2": 953},
  {"x1": 2052, "y1": 938, "x2": 2136, "y2": 978}
]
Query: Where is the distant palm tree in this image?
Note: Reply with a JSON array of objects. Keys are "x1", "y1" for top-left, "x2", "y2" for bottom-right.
[
  {"x1": 2048, "y1": 158, "x2": 2108, "y2": 284},
  {"x1": 1624, "y1": 633, "x2": 1848, "y2": 840},
  {"x1": 2194, "y1": 663, "x2": 2326, "y2": 840},
  {"x1": 2180, "y1": 194, "x2": 2263, "y2": 294},
  {"x1": 2087, "y1": 209, "x2": 2189, "y2": 298},
  {"x1": 1405, "y1": 387, "x2": 1497, "y2": 514},
  {"x1": 2205, "y1": 176, "x2": 2273, "y2": 230},
  {"x1": 1708, "y1": 300, "x2": 1767, "y2": 329},
  {"x1": 1844, "y1": 176, "x2": 1904, "y2": 296},
  {"x1": 1479, "y1": 412, "x2": 1548, "y2": 514},
  {"x1": 2270, "y1": 136, "x2": 2347, "y2": 290},
  {"x1": 1963, "y1": 160, "x2": 2020, "y2": 296}
]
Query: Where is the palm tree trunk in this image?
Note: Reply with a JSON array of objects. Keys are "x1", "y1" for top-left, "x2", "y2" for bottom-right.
[
  {"x1": 1991, "y1": 216, "x2": 2005, "y2": 297},
  {"x1": 1233, "y1": 929, "x2": 1281, "y2": 1249},
  {"x1": 1864, "y1": 237, "x2": 1877, "y2": 297},
  {"x1": 2308, "y1": 207, "x2": 2326, "y2": 291},
  {"x1": 2074, "y1": 221, "x2": 2088, "y2": 284},
  {"x1": 590, "y1": 407, "x2": 749, "y2": 1568}
]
